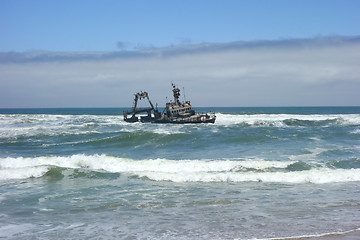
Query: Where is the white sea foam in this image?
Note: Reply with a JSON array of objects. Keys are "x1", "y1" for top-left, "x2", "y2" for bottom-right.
[
  {"x1": 1, "y1": 113, "x2": 359, "y2": 141},
  {"x1": 288, "y1": 147, "x2": 326, "y2": 162},
  {"x1": 140, "y1": 168, "x2": 360, "y2": 183},
  {"x1": 0, "y1": 114, "x2": 124, "y2": 138},
  {"x1": 0, "y1": 114, "x2": 189, "y2": 138},
  {"x1": 0, "y1": 224, "x2": 35, "y2": 238},
  {"x1": 2, "y1": 113, "x2": 360, "y2": 138},
  {"x1": 0, "y1": 166, "x2": 49, "y2": 181},
  {"x1": 350, "y1": 128, "x2": 360, "y2": 134},
  {"x1": 250, "y1": 227, "x2": 360, "y2": 240},
  {"x1": 1, "y1": 155, "x2": 359, "y2": 183},
  {"x1": 0, "y1": 155, "x2": 291, "y2": 172},
  {"x1": 152, "y1": 127, "x2": 184, "y2": 135},
  {"x1": 215, "y1": 113, "x2": 360, "y2": 126}
]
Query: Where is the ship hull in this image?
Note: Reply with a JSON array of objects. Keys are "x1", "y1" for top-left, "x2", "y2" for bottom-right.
[
  {"x1": 124, "y1": 116, "x2": 138, "y2": 123},
  {"x1": 125, "y1": 116, "x2": 216, "y2": 124},
  {"x1": 154, "y1": 117, "x2": 216, "y2": 124}
]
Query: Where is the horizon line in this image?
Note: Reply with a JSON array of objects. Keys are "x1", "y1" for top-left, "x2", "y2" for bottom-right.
[{"x1": 1, "y1": 106, "x2": 360, "y2": 109}]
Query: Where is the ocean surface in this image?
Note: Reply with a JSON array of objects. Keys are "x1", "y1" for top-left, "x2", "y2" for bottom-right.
[{"x1": 0, "y1": 107, "x2": 359, "y2": 239}]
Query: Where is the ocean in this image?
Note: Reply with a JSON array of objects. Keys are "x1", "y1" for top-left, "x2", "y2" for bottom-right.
[{"x1": 0, "y1": 107, "x2": 359, "y2": 239}]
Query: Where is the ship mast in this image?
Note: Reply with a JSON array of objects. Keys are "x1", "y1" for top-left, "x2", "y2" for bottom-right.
[{"x1": 172, "y1": 83, "x2": 181, "y2": 105}]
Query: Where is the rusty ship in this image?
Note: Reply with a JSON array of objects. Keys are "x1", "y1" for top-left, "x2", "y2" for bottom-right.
[{"x1": 123, "y1": 84, "x2": 216, "y2": 124}]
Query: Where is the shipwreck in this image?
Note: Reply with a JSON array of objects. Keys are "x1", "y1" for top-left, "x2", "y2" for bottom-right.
[{"x1": 123, "y1": 84, "x2": 216, "y2": 124}]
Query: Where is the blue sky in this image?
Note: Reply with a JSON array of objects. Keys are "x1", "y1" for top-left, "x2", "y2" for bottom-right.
[
  {"x1": 1, "y1": 0, "x2": 360, "y2": 52},
  {"x1": 1, "y1": 0, "x2": 360, "y2": 107}
]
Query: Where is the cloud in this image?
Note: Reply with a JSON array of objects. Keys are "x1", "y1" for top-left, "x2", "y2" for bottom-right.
[
  {"x1": 1, "y1": 36, "x2": 360, "y2": 107},
  {"x1": 116, "y1": 41, "x2": 129, "y2": 50}
]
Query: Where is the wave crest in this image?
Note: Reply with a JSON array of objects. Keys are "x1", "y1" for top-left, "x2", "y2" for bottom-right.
[{"x1": 1, "y1": 155, "x2": 359, "y2": 183}]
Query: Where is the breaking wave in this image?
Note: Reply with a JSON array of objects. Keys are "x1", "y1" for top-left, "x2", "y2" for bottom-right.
[
  {"x1": 1, "y1": 113, "x2": 359, "y2": 142},
  {"x1": 215, "y1": 113, "x2": 360, "y2": 127},
  {"x1": 1, "y1": 154, "x2": 359, "y2": 183}
]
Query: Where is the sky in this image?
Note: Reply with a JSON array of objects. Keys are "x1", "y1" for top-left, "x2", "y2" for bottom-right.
[{"x1": 1, "y1": 0, "x2": 360, "y2": 107}]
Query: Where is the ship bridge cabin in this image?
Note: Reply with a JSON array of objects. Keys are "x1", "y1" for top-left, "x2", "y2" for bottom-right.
[{"x1": 166, "y1": 101, "x2": 195, "y2": 118}]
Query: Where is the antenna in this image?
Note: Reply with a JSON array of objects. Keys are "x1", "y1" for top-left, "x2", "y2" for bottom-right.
[{"x1": 183, "y1": 87, "x2": 186, "y2": 102}]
